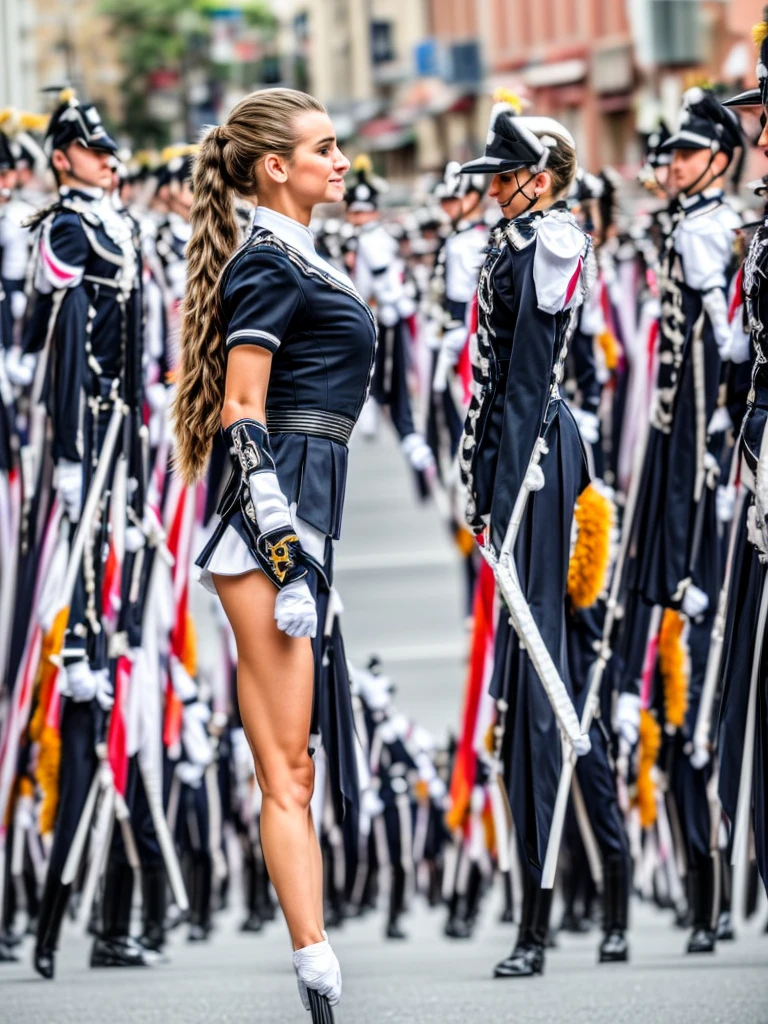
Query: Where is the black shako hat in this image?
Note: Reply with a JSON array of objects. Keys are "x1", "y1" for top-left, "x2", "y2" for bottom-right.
[
  {"x1": 459, "y1": 101, "x2": 575, "y2": 175},
  {"x1": 44, "y1": 92, "x2": 118, "y2": 159},
  {"x1": 646, "y1": 121, "x2": 672, "y2": 168},
  {"x1": 344, "y1": 154, "x2": 388, "y2": 213},
  {"x1": 661, "y1": 88, "x2": 743, "y2": 157},
  {"x1": 725, "y1": 10, "x2": 768, "y2": 109},
  {"x1": 0, "y1": 133, "x2": 16, "y2": 172},
  {"x1": 435, "y1": 160, "x2": 486, "y2": 200}
]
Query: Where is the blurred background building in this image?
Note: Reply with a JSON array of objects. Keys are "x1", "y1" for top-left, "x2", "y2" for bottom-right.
[{"x1": 0, "y1": 0, "x2": 762, "y2": 179}]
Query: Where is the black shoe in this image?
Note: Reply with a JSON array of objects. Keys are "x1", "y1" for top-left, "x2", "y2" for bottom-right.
[
  {"x1": 716, "y1": 912, "x2": 735, "y2": 941},
  {"x1": 0, "y1": 941, "x2": 19, "y2": 964},
  {"x1": 561, "y1": 911, "x2": 592, "y2": 934},
  {"x1": 444, "y1": 916, "x2": 472, "y2": 939},
  {"x1": 499, "y1": 906, "x2": 515, "y2": 924},
  {"x1": 90, "y1": 936, "x2": 151, "y2": 968},
  {"x1": 0, "y1": 929, "x2": 24, "y2": 948},
  {"x1": 686, "y1": 928, "x2": 716, "y2": 954},
  {"x1": 32, "y1": 948, "x2": 53, "y2": 977},
  {"x1": 240, "y1": 912, "x2": 263, "y2": 934},
  {"x1": 493, "y1": 944, "x2": 544, "y2": 978},
  {"x1": 599, "y1": 929, "x2": 629, "y2": 963},
  {"x1": 187, "y1": 923, "x2": 209, "y2": 943},
  {"x1": 386, "y1": 921, "x2": 408, "y2": 940}
]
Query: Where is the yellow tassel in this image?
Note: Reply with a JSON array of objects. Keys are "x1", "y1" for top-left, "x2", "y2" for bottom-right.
[
  {"x1": 567, "y1": 483, "x2": 615, "y2": 610},
  {"x1": 492, "y1": 89, "x2": 524, "y2": 115},
  {"x1": 659, "y1": 609, "x2": 688, "y2": 729},
  {"x1": 596, "y1": 329, "x2": 620, "y2": 371},
  {"x1": 59, "y1": 87, "x2": 77, "y2": 104},
  {"x1": 635, "y1": 709, "x2": 661, "y2": 829},
  {"x1": 0, "y1": 109, "x2": 10, "y2": 127},
  {"x1": 37, "y1": 725, "x2": 62, "y2": 836},
  {"x1": 160, "y1": 143, "x2": 199, "y2": 163},
  {"x1": 19, "y1": 112, "x2": 49, "y2": 132},
  {"x1": 753, "y1": 11, "x2": 768, "y2": 48},
  {"x1": 18, "y1": 777, "x2": 34, "y2": 799},
  {"x1": 352, "y1": 153, "x2": 372, "y2": 174}
]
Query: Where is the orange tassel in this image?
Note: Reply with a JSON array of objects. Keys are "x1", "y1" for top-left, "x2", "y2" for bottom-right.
[
  {"x1": 635, "y1": 710, "x2": 662, "y2": 828},
  {"x1": 659, "y1": 609, "x2": 688, "y2": 729},
  {"x1": 596, "y1": 329, "x2": 621, "y2": 371},
  {"x1": 567, "y1": 484, "x2": 615, "y2": 609},
  {"x1": 37, "y1": 725, "x2": 62, "y2": 836}
]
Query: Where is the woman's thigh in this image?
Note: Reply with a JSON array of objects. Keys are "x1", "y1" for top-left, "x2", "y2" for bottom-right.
[{"x1": 213, "y1": 570, "x2": 314, "y2": 778}]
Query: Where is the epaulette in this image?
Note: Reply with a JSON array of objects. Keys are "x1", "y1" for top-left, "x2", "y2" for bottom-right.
[{"x1": 23, "y1": 196, "x2": 65, "y2": 232}]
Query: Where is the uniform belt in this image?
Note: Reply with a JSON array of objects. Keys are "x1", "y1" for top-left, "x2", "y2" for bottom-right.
[{"x1": 266, "y1": 409, "x2": 355, "y2": 446}]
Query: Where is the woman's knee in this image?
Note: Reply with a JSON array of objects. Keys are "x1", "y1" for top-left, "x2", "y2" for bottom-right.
[{"x1": 258, "y1": 752, "x2": 315, "y2": 813}]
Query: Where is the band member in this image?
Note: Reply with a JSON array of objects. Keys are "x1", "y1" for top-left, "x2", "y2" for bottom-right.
[
  {"x1": 344, "y1": 157, "x2": 435, "y2": 496},
  {"x1": 20, "y1": 92, "x2": 145, "y2": 978},
  {"x1": 456, "y1": 98, "x2": 593, "y2": 978},
  {"x1": 172, "y1": 88, "x2": 376, "y2": 1020},
  {"x1": 717, "y1": 15, "x2": 768, "y2": 901}
]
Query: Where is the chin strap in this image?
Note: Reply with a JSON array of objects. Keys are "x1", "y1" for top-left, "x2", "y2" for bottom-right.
[
  {"x1": 681, "y1": 149, "x2": 728, "y2": 199},
  {"x1": 499, "y1": 171, "x2": 540, "y2": 214}
]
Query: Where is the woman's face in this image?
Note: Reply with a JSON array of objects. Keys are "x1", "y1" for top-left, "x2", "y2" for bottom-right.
[
  {"x1": 281, "y1": 110, "x2": 351, "y2": 207},
  {"x1": 488, "y1": 168, "x2": 547, "y2": 220}
]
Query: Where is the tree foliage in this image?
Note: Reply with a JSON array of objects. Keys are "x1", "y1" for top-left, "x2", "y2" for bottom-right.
[{"x1": 99, "y1": 0, "x2": 276, "y2": 147}]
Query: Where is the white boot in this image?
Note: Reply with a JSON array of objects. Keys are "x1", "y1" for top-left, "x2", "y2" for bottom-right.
[{"x1": 293, "y1": 939, "x2": 341, "y2": 1009}]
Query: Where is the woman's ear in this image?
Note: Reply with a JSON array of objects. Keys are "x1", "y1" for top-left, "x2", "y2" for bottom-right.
[
  {"x1": 534, "y1": 170, "x2": 553, "y2": 197},
  {"x1": 262, "y1": 153, "x2": 288, "y2": 184}
]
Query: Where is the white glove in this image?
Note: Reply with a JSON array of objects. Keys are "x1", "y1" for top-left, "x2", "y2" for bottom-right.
[
  {"x1": 55, "y1": 459, "x2": 84, "y2": 521},
  {"x1": 572, "y1": 733, "x2": 592, "y2": 758},
  {"x1": 572, "y1": 407, "x2": 601, "y2": 446},
  {"x1": 169, "y1": 654, "x2": 199, "y2": 703},
  {"x1": 93, "y1": 668, "x2": 114, "y2": 711},
  {"x1": 10, "y1": 290, "x2": 27, "y2": 322},
  {"x1": 616, "y1": 692, "x2": 641, "y2": 748},
  {"x1": 401, "y1": 432, "x2": 435, "y2": 473},
  {"x1": 524, "y1": 463, "x2": 545, "y2": 492},
  {"x1": 146, "y1": 381, "x2": 168, "y2": 413},
  {"x1": 682, "y1": 583, "x2": 710, "y2": 619},
  {"x1": 275, "y1": 579, "x2": 317, "y2": 638},
  {"x1": 361, "y1": 788, "x2": 385, "y2": 819},
  {"x1": 176, "y1": 761, "x2": 206, "y2": 788},
  {"x1": 716, "y1": 484, "x2": 736, "y2": 524},
  {"x1": 64, "y1": 660, "x2": 97, "y2": 703},
  {"x1": 442, "y1": 324, "x2": 467, "y2": 362},
  {"x1": 690, "y1": 743, "x2": 710, "y2": 770},
  {"x1": 5, "y1": 347, "x2": 35, "y2": 387},
  {"x1": 707, "y1": 406, "x2": 733, "y2": 436},
  {"x1": 182, "y1": 700, "x2": 214, "y2": 767},
  {"x1": 747, "y1": 503, "x2": 768, "y2": 558}
]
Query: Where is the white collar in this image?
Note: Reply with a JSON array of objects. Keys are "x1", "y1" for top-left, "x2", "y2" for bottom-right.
[
  {"x1": 60, "y1": 185, "x2": 104, "y2": 201},
  {"x1": 253, "y1": 206, "x2": 316, "y2": 260},
  {"x1": 253, "y1": 205, "x2": 359, "y2": 292},
  {"x1": 679, "y1": 187, "x2": 723, "y2": 209}
]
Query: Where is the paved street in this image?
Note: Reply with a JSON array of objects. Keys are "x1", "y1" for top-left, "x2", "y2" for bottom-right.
[{"x1": 2, "y1": 423, "x2": 767, "y2": 1022}]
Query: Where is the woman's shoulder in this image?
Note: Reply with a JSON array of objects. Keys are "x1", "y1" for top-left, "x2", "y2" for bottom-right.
[
  {"x1": 222, "y1": 235, "x2": 305, "y2": 301},
  {"x1": 532, "y1": 209, "x2": 591, "y2": 314}
]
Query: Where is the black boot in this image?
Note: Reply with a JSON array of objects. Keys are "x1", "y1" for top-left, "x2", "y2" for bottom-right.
[
  {"x1": 188, "y1": 854, "x2": 212, "y2": 942},
  {"x1": 494, "y1": 881, "x2": 550, "y2": 978},
  {"x1": 91, "y1": 862, "x2": 150, "y2": 967},
  {"x1": 386, "y1": 865, "x2": 407, "y2": 939},
  {"x1": 499, "y1": 870, "x2": 515, "y2": 924},
  {"x1": 686, "y1": 861, "x2": 717, "y2": 954},
  {"x1": 33, "y1": 875, "x2": 72, "y2": 980},
  {"x1": 599, "y1": 855, "x2": 629, "y2": 963},
  {"x1": 240, "y1": 841, "x2": 263, "y2": 933},
  {"x1": 139, "y1": 865, "x2": 168, "y2": 957},
  {"x1": 716, "y1": 851, "x2": 734, "y2": 941}
]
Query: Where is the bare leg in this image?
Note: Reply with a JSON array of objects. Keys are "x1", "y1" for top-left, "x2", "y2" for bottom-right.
[{"x1": 213, "y1": 570, "x2": 324, "y2": 950}]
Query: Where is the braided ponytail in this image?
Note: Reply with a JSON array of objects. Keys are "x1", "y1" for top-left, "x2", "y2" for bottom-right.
[{"x1": 171, "y1": 88, "x2": 326, "y2": 482}]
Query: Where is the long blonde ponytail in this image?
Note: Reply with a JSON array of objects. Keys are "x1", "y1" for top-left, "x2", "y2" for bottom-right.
[{"x1": 171, "y1": 88, "x2": 326, "y2": 482}]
